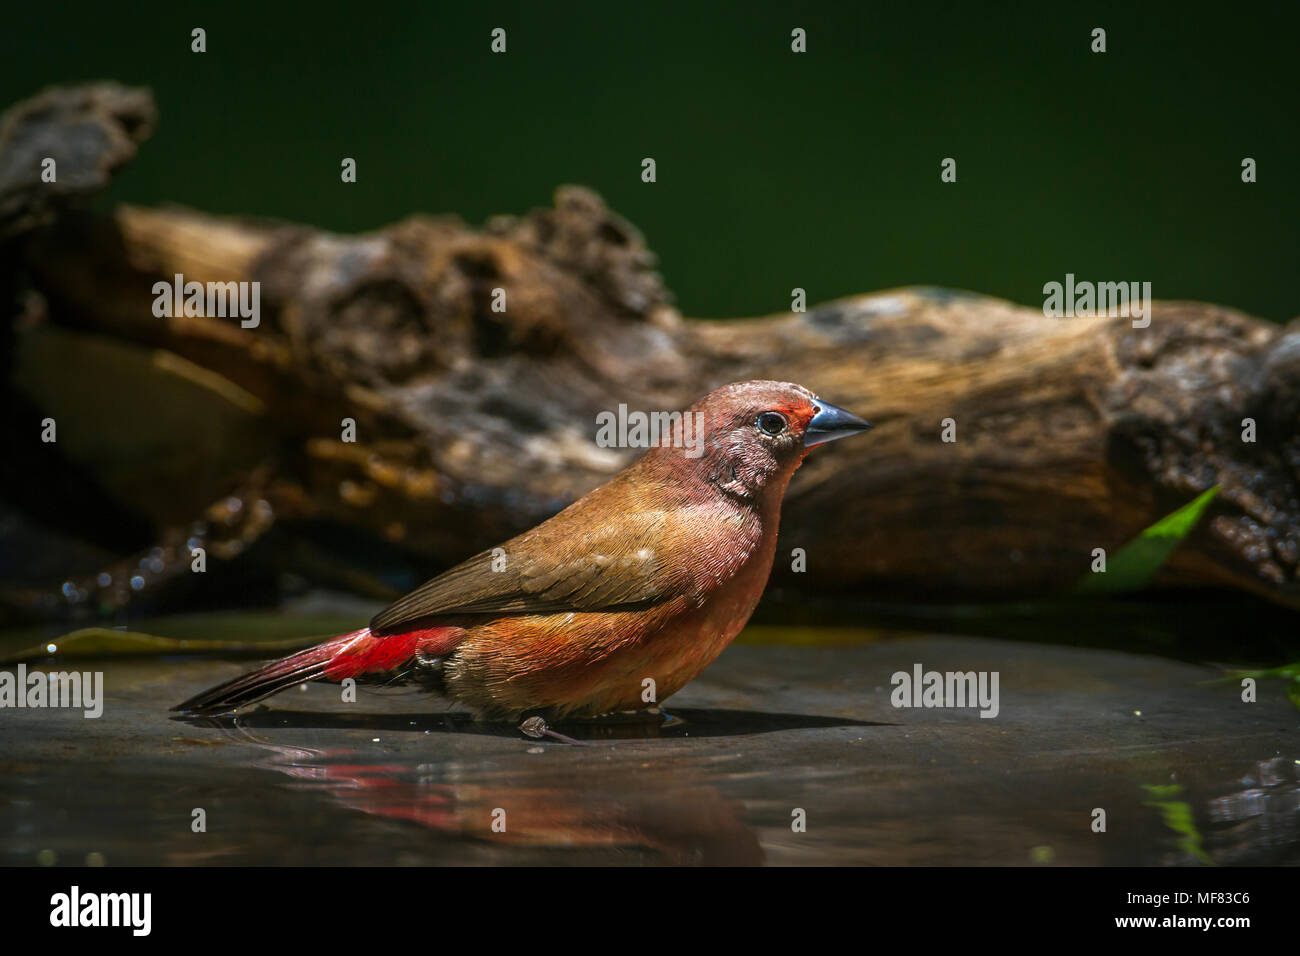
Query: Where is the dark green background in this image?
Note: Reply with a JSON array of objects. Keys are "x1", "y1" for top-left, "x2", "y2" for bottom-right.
[{"x1": 7, "y1": 1, "x2": 1298, "y2": 320}]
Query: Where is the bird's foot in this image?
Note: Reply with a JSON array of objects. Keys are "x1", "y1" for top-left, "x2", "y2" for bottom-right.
[{"x1": 517, "y1": 715, "x2": 585, "y2": 746}]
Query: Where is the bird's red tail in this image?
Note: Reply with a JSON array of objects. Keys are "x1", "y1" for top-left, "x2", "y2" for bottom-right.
[{"x1": 172, "y1": 625, "x2": 465, "y2": 715}]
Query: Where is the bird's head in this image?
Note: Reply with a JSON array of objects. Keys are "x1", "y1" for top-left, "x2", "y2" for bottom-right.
[{"x1": 649, "y1": 380, "x2": 872, "y2": 503}]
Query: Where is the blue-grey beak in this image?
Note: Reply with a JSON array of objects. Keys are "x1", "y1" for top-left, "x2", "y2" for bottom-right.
[{"x1": 804, "y1": 399, "x2": 873, "y2": 447}]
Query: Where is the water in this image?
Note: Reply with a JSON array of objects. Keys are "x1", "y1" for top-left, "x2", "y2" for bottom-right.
[{"x1": 3, "y1": 613, "x2": 1296, "y2": 865}]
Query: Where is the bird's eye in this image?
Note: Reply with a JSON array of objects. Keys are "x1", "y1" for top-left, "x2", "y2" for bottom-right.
[{"x1": 756, "y1": 411, "x2": 787, "y2": 436}]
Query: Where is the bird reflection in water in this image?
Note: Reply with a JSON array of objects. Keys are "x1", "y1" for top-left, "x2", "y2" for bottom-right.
[{"x1": 180, "y1": 709, "x2": 765, "y2": 865}]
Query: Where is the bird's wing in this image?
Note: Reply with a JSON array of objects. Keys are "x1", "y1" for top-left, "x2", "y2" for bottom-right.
[{"x1": 369, "y1": 502, "x2": 705, "y2": 633}]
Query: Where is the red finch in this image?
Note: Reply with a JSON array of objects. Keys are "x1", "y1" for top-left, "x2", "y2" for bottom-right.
[{"x1": 175, "y1": 381, "x2": 871, "y2": 722}]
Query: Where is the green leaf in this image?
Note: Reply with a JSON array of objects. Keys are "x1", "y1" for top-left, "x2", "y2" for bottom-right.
[
  {"x1": 1217, "y1": 663, "x2": 1300, "y2": 713},
  {"x1": 1073, "y1": 486, "x2": 1220, "y2": 595},
  {"x1": 1141, "y1": 784, "x2": 1213, "y2": 865},
  {"x1": 0, "y1": 628, "x2": 318, "y2": 665},
  {"x1": 1225, "y1": 661, "x2": 1300, "y2": 682}
]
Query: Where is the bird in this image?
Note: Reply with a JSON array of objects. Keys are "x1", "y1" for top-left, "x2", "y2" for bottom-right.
[{"x1": 174, "y1": 380, "x2": 871, "y2": 726}]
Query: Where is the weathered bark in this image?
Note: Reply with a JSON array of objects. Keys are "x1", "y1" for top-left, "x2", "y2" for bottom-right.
[
  {"x1": 4, "y1": 83, "x2": 1299, "y2": 614},
  {"x1": 0, "y1": 82, "x2": 155, "y2": 241}
]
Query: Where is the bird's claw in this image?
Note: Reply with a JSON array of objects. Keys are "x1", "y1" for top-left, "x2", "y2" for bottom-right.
[{"x1": 518, "y1": 715, "x2": 585, "y2": 745}]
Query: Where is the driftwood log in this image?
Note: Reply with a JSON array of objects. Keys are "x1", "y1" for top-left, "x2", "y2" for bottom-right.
[{"x1": 3, "y1": 84, "x2": 1298, "y2": 617}]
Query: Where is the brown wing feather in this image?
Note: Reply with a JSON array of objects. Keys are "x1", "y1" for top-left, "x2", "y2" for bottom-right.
[{"x1": 370, "y1": 480, "x2": 700, "y2": 633}]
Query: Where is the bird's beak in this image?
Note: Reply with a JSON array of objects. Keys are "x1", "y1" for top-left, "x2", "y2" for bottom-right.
[{"x1": 804, "y1": 400, "x2": 873, "y2": 447}]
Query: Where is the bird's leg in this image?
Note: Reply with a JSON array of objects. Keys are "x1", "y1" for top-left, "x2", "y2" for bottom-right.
[
  {"x1": 652, "y1": 706, "x2": 687, "y2": 731},
  {"x1": 517, "y1": 715, "x2": 585, "y2": 746}
]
